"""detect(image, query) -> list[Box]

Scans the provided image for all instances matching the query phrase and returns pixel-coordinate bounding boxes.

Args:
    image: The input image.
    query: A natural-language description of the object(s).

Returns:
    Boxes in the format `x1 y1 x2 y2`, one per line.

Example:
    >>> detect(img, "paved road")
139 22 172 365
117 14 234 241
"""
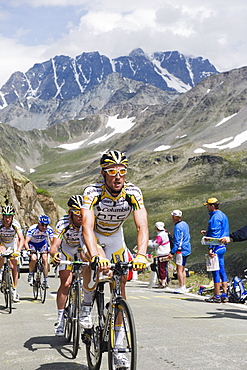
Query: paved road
1 271 247 370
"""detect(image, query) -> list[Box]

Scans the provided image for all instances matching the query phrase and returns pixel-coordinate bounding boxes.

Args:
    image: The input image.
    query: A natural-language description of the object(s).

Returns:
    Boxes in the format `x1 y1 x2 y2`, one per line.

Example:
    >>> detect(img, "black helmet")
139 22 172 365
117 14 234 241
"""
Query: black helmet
100 150 128 168
67 195 83 210
2 206 15 215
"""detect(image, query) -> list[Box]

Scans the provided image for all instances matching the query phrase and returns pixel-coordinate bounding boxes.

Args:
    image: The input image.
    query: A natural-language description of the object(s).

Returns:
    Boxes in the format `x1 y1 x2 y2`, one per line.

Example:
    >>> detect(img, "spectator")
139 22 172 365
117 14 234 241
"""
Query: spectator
201 197 229 303
168 210 191 294
148 221 172 288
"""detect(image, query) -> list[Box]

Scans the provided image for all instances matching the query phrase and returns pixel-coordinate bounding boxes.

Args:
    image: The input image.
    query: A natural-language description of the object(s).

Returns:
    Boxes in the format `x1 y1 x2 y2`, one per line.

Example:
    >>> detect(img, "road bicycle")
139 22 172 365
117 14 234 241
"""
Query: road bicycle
31 251 48 303
0 249 14 313
61 259 89 358
82 261 137 370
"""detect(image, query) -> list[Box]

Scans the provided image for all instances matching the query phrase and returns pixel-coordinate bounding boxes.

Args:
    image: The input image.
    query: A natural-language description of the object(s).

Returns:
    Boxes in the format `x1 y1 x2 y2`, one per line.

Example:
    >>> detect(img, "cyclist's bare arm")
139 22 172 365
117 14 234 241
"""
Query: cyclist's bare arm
133 208 149 256
50 237 62 261
81 208 101 258
24 235 32 251
17 231 25 251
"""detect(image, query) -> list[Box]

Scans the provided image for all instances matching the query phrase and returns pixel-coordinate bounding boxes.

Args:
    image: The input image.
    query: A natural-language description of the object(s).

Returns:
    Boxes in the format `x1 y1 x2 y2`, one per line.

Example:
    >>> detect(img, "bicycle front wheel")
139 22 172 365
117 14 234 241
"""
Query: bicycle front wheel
32 270 39 300
108 298 137 370
3 270 12 314
39 268 47 304
72 283 81 358
85 292 103 370
64 289 73 342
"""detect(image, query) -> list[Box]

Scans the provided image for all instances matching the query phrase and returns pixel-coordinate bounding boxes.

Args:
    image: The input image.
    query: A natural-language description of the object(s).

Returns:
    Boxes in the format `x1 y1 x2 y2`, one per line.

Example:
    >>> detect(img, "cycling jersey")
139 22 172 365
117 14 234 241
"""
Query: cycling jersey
26 223 54 251
0 219 22 250
53 214 83 270
82 181 144 236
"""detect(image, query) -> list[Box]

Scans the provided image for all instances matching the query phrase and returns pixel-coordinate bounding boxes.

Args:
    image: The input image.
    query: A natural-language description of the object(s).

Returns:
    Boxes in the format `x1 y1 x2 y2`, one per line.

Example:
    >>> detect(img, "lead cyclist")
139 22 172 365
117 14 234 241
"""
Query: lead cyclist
79 150 149 368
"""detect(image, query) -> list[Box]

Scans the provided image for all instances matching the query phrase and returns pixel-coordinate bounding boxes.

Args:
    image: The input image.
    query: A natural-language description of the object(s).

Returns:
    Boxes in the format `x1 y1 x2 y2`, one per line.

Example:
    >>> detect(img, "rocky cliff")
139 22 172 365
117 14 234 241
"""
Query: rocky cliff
0 155 62 229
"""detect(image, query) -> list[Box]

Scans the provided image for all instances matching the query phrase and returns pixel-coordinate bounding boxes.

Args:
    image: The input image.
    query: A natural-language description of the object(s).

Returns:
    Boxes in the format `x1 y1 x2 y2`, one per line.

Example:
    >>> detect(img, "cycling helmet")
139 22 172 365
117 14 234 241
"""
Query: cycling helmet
67 195 83 210
38 214 50 224
100 150 128 168
1 206 15 215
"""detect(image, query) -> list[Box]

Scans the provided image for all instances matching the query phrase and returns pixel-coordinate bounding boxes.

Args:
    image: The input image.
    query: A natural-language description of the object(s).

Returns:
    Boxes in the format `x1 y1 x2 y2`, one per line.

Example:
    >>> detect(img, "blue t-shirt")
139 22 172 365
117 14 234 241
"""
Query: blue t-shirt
171 220 191 256
207 210 229 249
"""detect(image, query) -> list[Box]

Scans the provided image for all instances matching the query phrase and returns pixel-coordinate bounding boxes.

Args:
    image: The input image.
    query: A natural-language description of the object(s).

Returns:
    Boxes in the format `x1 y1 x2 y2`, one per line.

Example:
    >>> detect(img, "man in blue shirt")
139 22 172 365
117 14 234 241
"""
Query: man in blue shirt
168 209 191 293
201 197 229 303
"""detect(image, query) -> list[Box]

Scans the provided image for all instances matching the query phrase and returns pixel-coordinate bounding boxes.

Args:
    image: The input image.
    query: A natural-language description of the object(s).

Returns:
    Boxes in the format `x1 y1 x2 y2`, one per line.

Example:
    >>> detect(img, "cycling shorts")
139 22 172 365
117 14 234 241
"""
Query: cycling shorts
59 244 82 272
28 241 49 252
95 229 128 272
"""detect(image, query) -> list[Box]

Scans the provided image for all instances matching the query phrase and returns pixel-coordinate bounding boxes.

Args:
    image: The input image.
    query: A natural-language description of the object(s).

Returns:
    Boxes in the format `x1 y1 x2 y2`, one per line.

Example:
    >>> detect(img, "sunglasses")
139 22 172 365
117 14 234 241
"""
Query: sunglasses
40 223 49 227
71 210 81 215
104 168 127 176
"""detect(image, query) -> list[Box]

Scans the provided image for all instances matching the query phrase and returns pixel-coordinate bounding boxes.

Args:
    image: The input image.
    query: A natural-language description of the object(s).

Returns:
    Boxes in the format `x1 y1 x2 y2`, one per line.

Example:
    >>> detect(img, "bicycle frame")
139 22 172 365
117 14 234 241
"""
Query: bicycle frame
31 251 48 303
84 261 137 370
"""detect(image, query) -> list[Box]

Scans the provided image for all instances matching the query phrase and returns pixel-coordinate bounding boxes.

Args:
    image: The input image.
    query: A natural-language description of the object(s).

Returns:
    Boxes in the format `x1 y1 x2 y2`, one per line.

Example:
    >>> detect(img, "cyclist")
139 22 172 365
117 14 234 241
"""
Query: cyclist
25 215 54 288
79 150 149 367
50 195 87 337
0 205 24 302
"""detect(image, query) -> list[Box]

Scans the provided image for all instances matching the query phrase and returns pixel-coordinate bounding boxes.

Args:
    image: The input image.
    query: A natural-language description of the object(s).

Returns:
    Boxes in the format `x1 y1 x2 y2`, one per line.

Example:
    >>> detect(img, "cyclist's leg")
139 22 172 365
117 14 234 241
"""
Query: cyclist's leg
40 244 49 288
54 248 74 335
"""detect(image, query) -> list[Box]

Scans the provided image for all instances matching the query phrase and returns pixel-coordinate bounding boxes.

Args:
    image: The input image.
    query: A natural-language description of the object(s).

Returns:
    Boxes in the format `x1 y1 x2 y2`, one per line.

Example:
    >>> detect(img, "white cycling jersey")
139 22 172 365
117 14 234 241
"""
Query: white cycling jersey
82 180 144 236
53 214 83 270
0 219 22 250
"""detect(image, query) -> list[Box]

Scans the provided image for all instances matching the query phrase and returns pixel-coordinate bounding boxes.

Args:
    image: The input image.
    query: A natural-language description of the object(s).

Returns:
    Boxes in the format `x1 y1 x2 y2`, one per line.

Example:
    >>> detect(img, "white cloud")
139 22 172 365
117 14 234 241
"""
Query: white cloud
1 1 247 87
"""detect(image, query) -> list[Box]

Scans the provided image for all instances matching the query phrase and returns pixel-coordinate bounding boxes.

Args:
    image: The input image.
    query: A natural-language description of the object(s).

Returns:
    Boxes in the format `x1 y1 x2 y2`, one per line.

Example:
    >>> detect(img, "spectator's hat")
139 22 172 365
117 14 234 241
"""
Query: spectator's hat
155 221 165 230
204 197 218 205
171 209 182 217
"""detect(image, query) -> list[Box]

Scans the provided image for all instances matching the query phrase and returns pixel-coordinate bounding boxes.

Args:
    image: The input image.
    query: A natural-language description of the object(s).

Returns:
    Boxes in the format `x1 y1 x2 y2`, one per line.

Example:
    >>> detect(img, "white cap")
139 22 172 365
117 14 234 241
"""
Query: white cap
171 209 182 217
155 221 165 230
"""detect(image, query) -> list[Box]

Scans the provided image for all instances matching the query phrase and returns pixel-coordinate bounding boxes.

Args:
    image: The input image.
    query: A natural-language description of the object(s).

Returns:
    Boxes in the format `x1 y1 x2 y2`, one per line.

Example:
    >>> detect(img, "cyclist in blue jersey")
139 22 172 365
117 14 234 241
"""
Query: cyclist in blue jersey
168 209 191 294
25 215 54 288
201 197 230 303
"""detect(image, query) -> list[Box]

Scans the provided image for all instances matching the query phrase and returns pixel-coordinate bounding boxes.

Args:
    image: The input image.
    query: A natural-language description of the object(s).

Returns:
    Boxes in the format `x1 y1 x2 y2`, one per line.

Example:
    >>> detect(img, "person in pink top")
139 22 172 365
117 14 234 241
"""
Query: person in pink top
148 222 172 288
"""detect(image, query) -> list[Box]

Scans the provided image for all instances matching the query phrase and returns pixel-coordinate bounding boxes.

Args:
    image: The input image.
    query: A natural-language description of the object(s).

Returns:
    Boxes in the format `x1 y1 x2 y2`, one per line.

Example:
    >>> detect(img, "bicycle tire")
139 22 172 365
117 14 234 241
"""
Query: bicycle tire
64 288 73 342
39 267 47 304
72 283 81 358
3 269 12 314
85 292 103 370
108 298 137 370
32 269 39 300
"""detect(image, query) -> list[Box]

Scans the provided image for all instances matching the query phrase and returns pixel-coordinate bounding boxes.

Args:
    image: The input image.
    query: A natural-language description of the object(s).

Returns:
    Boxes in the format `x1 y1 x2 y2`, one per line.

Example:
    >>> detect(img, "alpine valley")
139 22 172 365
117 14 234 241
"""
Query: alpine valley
1 48 247 274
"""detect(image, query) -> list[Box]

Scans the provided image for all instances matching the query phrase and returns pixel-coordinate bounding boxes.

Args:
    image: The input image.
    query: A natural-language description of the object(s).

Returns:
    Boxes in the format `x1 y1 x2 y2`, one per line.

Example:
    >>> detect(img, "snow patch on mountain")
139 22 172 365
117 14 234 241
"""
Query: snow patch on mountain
215 113 237 127
89 115 136 145
154 145 171 152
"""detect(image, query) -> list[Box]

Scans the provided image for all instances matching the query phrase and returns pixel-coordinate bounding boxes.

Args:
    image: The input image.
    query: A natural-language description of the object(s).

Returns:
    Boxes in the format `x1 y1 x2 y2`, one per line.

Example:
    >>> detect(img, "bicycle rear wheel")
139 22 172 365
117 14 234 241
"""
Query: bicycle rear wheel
39 268 47 303
85 292 103 370
32 269 39 300
3 270 12 314
108 298 137 370
72 283 81 358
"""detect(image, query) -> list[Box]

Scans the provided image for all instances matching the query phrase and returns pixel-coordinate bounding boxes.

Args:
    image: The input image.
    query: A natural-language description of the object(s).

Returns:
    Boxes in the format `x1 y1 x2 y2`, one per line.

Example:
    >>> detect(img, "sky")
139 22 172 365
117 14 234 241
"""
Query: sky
1 0 247 87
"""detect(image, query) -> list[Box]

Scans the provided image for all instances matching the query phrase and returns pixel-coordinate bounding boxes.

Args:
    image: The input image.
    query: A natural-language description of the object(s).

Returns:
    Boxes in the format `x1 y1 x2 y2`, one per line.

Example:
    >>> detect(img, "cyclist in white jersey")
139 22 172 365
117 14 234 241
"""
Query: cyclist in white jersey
25 215 54 287
79 150 148 360
50 196 87 336
0 205 24 302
